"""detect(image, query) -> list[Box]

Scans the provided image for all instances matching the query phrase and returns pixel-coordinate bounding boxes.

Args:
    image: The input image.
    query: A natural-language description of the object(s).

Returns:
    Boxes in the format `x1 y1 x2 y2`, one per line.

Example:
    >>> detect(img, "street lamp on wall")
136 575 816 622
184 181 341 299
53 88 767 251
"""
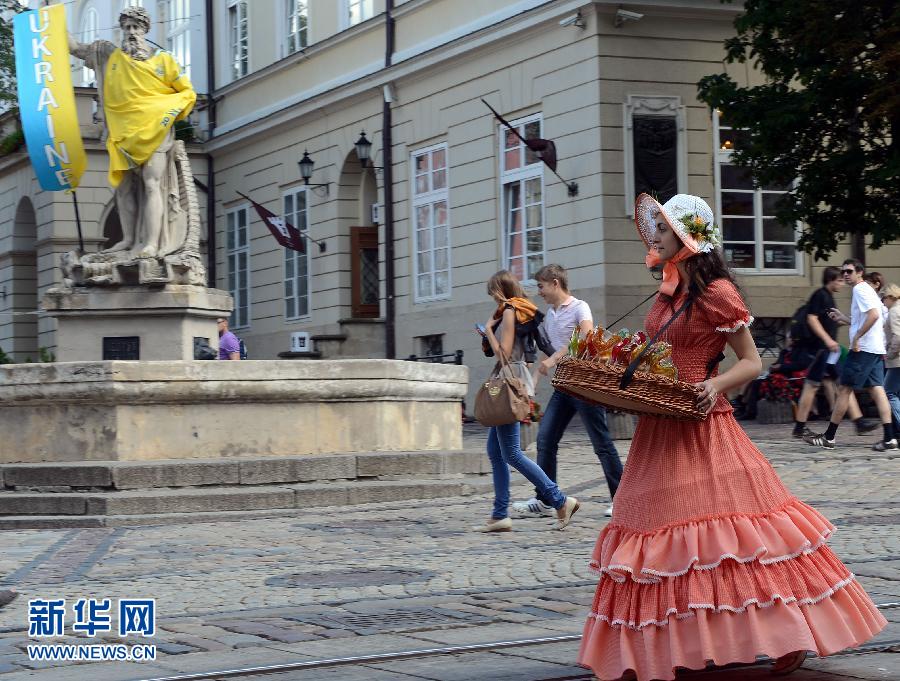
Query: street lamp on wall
297 150 330 196
354 131 383 170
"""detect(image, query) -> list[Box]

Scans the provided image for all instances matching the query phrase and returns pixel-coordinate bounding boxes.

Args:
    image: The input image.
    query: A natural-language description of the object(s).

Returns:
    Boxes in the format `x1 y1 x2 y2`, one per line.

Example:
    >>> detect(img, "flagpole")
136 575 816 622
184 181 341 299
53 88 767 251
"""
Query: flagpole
236 191 327 253
71 191 85 255
481 99 578 197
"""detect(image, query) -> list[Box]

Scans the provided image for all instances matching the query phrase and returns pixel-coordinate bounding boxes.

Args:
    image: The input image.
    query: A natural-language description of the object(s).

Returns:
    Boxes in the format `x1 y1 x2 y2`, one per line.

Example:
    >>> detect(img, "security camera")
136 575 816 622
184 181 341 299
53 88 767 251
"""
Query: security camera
559 11 586 28
614 8 644 27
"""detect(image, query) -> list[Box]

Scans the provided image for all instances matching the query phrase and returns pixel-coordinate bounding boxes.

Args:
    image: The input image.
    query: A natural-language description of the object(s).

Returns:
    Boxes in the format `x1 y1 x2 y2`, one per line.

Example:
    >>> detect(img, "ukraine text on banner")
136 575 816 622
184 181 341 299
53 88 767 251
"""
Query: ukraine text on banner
237 192 305 253
14 5 87 191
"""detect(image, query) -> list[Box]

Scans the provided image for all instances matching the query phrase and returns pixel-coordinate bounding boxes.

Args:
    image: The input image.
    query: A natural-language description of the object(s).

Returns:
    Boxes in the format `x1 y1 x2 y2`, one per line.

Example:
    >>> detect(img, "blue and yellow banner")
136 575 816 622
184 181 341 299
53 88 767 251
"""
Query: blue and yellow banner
14 4 87 191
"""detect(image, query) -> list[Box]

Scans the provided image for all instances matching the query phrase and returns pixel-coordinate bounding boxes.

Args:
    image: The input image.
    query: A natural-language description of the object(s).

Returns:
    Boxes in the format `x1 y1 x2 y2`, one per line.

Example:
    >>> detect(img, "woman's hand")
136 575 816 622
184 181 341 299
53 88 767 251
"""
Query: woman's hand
694 379 719 414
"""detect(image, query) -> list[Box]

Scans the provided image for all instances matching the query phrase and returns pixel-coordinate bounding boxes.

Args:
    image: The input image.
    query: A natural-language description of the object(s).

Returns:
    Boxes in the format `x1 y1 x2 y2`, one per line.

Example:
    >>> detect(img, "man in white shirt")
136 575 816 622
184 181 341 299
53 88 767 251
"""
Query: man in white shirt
805 259 897 451
512 264 623 518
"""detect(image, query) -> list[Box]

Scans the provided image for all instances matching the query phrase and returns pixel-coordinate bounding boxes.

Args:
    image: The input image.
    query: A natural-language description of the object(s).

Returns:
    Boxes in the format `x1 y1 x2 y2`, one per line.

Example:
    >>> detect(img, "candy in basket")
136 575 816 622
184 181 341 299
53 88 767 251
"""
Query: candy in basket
553 326 706 420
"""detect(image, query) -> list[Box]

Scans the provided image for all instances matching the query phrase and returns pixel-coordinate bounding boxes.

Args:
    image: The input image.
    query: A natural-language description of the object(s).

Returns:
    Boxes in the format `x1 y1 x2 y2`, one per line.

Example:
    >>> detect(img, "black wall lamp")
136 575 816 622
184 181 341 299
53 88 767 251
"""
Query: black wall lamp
298 150 331 196
354 131 383 170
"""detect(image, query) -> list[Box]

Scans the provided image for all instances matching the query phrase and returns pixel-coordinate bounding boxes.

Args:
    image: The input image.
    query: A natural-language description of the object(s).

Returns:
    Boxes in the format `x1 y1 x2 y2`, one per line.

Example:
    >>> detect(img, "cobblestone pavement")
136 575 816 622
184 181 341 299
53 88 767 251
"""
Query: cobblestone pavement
0 421 896 680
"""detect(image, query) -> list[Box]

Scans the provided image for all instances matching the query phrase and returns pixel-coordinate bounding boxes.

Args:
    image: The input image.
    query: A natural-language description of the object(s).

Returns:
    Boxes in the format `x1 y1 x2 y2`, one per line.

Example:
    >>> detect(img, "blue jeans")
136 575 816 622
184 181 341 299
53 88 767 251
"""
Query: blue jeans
486 422 566 520
885 367 900 428
534 389 623 505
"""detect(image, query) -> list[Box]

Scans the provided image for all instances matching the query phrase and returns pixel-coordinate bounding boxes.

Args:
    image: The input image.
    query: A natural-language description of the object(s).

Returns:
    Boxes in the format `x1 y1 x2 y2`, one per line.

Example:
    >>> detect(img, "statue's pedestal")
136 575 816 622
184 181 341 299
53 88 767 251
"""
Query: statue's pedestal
43 285 233 361
0 360 467 462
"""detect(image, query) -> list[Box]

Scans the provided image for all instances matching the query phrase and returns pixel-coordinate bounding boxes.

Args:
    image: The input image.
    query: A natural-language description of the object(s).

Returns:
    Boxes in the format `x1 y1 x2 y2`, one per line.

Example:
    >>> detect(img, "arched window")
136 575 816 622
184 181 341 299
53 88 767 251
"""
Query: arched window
80 6 99 85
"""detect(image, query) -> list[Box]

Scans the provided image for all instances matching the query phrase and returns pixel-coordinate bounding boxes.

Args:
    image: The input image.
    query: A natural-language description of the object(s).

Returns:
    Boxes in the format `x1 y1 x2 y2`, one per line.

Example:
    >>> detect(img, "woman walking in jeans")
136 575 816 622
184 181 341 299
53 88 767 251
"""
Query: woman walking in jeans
474 270 579 533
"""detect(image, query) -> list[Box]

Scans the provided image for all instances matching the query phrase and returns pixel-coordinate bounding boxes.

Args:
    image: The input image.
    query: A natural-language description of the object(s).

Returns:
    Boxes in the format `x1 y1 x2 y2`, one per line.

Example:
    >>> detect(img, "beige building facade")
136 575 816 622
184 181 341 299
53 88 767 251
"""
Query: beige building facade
1 0 897 409
205 0 899 407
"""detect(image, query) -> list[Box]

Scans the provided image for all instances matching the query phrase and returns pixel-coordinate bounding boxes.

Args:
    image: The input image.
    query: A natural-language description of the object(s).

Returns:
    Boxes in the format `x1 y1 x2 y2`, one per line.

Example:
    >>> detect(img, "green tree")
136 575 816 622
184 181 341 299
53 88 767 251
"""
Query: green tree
697 0 900 260
0 0 26 112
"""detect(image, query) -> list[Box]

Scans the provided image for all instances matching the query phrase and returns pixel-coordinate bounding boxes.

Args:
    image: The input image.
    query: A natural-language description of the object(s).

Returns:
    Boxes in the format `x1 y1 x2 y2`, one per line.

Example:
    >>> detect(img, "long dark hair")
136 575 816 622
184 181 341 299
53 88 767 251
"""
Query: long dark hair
659 245 744 315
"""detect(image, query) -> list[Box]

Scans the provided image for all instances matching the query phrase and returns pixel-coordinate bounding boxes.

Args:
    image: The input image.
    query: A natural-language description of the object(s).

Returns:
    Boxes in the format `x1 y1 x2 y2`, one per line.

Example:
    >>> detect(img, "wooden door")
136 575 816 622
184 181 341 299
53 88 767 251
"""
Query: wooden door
350 226 380 318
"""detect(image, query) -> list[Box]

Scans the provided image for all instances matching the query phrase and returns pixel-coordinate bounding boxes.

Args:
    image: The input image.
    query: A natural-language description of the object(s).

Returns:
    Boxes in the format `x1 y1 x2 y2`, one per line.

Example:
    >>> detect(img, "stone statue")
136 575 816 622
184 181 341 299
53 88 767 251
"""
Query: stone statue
62 6 205 287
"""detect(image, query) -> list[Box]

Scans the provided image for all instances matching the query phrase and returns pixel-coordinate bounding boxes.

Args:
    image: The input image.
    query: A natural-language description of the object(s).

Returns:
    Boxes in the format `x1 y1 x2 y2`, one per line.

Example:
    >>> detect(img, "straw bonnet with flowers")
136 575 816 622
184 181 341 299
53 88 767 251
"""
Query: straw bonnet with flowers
635 193 722 295
575 193 887 680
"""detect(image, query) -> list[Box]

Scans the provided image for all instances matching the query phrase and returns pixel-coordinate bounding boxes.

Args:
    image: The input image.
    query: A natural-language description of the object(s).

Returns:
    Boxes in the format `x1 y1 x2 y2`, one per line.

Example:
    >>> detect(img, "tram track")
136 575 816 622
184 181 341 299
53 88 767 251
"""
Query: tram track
142 601 900 681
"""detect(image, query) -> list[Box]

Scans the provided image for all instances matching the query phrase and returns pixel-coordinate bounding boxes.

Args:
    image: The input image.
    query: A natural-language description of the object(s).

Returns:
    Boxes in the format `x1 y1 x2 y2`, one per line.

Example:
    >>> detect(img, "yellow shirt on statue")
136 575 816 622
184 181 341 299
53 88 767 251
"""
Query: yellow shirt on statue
102 49 196 187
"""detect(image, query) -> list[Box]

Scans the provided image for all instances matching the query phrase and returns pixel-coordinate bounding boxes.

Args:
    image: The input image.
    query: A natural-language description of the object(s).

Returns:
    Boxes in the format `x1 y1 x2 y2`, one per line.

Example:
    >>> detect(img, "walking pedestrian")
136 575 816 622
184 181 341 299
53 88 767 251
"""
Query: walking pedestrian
578 194 886 681
804 260 897 451
864 271 885 294
792 267 878 439
474 270 579 533
881 283 900 430
511 264 623 519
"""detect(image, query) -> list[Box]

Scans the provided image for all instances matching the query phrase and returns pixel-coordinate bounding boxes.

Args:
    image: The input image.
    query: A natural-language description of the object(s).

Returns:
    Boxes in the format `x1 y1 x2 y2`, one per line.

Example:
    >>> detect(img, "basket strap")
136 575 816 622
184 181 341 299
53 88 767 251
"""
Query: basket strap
606 291 658 330
619 298 693 390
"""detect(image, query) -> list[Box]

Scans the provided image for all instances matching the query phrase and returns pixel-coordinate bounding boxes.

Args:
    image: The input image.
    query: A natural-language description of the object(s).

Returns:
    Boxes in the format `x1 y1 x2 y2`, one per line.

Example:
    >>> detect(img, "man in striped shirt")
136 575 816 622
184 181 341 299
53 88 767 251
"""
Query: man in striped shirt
512 264 623 518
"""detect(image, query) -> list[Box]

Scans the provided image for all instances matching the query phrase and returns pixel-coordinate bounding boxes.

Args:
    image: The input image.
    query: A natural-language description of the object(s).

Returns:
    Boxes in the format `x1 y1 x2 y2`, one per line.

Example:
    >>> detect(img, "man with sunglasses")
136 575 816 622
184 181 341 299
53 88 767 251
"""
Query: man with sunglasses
805 259 897 450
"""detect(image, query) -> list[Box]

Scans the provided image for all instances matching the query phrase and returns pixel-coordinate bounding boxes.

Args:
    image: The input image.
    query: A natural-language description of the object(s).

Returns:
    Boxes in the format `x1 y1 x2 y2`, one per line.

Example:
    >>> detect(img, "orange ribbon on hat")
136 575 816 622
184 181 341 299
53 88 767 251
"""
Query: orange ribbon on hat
646 245 694 296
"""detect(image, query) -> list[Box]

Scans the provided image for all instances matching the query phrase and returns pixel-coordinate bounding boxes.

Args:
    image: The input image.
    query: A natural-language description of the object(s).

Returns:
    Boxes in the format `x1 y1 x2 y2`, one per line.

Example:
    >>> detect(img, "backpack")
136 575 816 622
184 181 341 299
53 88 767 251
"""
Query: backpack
789 303 813 344
482 307 551 362
514 308 550 363
238 338 249 360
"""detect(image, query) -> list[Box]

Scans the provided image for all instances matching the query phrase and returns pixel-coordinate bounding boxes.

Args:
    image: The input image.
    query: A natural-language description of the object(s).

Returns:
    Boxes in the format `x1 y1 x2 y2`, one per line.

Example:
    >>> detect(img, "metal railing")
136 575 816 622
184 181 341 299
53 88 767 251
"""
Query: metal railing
406 350 464 365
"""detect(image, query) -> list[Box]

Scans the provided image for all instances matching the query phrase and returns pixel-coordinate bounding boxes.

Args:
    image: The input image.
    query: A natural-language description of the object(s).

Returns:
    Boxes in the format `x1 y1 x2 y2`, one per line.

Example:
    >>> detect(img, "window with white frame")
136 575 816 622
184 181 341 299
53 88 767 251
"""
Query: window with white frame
411 144 450 301
344 0 373 28
714 112 798 273
166 0 191 79
226 206 250 328
285 0 308 55
80 7 99 85
283 187 310 319
228 0 248 81
500 114 544 282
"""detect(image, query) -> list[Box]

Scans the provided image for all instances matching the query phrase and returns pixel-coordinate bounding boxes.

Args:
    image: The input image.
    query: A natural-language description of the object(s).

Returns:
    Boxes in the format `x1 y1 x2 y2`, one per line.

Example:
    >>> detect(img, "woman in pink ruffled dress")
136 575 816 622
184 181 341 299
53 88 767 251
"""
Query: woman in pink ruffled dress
578 194 886 681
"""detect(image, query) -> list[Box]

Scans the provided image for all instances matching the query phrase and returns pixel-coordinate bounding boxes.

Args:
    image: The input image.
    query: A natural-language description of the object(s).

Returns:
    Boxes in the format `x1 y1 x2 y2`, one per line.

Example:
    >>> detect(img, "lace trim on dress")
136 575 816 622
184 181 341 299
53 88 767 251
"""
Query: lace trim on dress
586 575 857 630
715 315 755 333
589 530 832 583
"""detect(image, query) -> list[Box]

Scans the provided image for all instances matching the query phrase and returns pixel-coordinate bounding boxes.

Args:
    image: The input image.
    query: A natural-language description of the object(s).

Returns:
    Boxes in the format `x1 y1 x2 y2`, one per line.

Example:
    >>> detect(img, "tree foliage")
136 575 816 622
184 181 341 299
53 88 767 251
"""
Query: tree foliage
698 0 900 259
0 0 26 112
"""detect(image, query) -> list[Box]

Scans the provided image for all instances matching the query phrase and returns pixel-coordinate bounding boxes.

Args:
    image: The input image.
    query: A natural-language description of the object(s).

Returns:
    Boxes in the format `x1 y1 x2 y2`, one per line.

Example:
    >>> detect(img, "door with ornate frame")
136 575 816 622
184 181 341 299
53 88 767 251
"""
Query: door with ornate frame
350 226 379 318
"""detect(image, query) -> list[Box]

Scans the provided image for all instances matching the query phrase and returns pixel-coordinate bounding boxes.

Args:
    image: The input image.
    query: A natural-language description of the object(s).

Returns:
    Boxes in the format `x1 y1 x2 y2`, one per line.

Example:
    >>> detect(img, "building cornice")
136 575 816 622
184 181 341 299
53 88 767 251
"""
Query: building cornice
593 0 742 18
0 152 30 174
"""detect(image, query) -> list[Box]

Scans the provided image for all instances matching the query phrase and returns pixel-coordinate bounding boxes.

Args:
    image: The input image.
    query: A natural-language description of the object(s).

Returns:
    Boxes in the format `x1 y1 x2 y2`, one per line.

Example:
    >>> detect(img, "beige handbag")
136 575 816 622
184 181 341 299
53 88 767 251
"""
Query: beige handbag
474 348 530 427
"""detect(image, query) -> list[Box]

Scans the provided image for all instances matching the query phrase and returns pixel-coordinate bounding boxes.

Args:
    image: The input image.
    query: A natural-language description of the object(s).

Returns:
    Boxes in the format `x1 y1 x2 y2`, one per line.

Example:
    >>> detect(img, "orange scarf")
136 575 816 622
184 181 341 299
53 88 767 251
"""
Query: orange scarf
493 296 538 324
646 246 693 296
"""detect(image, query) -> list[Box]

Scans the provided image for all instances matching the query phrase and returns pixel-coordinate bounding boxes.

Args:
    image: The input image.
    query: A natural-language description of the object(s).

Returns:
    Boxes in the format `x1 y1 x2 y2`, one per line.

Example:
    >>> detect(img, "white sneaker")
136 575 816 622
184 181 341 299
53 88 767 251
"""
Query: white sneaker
605 504 614 517
511 497 554 517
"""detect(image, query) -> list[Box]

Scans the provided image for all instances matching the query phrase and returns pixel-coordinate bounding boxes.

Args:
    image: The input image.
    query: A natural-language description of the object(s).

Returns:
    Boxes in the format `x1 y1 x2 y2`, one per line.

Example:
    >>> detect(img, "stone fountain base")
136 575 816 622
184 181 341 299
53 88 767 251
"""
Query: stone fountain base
0 360 467 462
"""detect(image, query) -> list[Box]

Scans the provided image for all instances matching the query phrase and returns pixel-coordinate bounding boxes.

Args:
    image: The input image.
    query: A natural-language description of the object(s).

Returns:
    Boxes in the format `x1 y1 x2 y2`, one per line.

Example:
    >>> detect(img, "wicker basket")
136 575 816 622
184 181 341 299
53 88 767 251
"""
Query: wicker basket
552 356 707 421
